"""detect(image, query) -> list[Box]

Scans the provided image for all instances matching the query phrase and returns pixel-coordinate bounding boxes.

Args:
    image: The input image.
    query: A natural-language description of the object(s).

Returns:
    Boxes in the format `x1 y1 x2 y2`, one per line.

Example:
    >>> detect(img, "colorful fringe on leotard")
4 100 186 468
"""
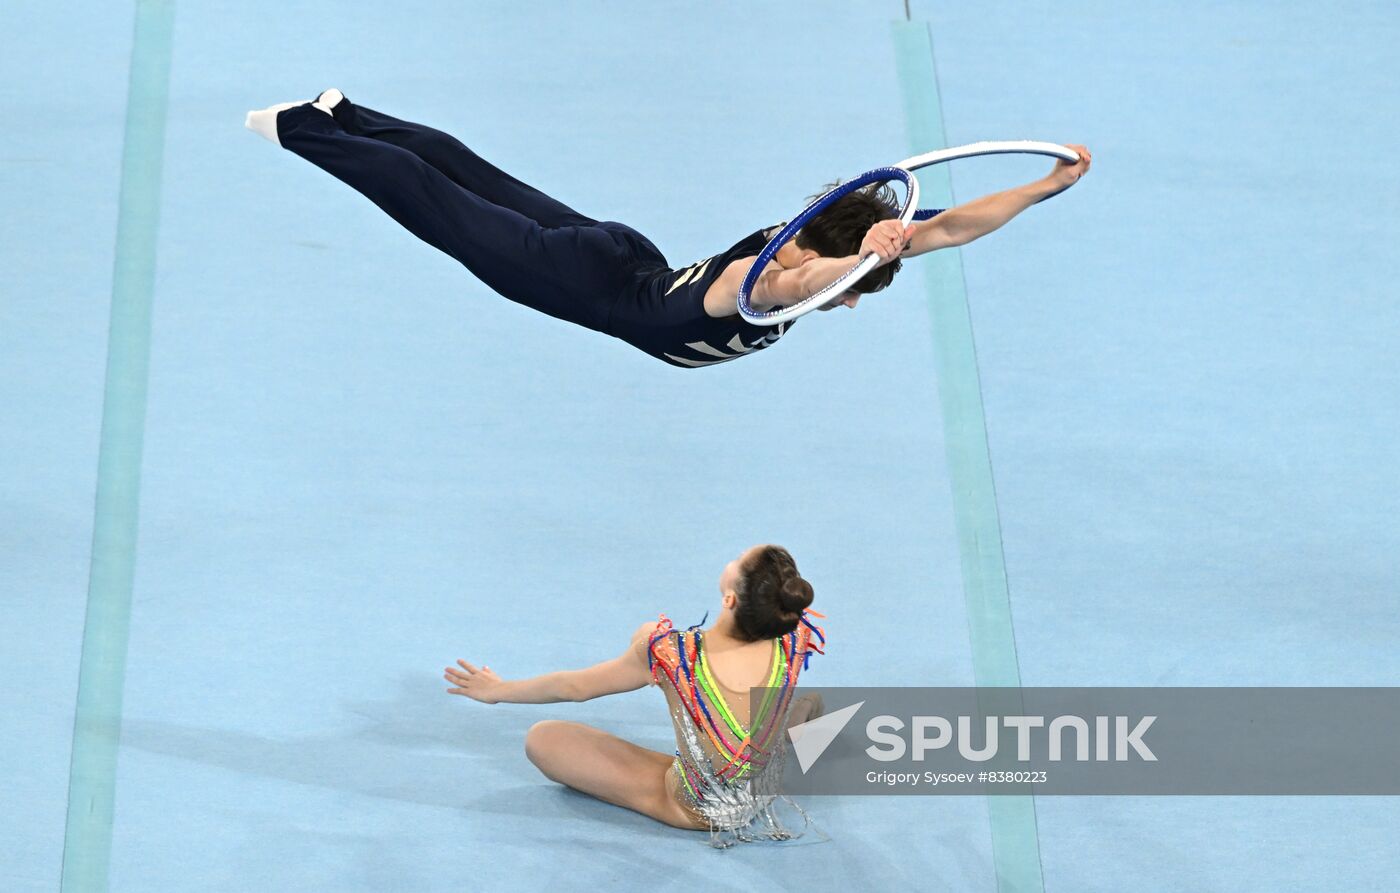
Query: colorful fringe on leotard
647 610 825 846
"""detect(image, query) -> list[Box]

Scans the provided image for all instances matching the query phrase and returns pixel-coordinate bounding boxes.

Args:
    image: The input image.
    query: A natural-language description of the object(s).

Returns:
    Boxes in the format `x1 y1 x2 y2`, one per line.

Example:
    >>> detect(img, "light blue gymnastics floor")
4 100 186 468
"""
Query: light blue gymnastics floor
3 1 1398 891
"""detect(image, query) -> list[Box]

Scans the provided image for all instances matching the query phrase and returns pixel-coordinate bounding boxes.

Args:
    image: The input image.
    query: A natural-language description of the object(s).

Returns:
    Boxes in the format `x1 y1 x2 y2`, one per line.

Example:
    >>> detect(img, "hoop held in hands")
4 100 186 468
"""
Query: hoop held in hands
736 141 1080 326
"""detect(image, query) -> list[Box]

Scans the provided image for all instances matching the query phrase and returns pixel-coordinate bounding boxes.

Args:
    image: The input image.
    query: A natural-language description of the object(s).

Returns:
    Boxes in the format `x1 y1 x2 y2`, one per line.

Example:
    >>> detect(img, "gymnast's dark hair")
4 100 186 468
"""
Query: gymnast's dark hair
733 545 815 641
794 181 902 294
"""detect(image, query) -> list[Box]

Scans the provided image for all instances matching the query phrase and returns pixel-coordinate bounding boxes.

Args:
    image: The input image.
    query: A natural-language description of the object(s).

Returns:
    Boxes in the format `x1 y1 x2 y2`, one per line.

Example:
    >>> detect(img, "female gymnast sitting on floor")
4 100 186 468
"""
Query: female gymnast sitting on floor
247 90 1090 367
442 544 825 846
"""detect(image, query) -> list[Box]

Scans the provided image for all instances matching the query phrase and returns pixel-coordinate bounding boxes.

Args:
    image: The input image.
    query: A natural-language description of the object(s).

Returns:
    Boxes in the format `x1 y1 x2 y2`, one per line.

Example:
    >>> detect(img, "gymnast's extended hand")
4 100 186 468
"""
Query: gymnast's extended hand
903 142 1093 257
444 624 655 705
444 660 507 704
1047 143 1093 192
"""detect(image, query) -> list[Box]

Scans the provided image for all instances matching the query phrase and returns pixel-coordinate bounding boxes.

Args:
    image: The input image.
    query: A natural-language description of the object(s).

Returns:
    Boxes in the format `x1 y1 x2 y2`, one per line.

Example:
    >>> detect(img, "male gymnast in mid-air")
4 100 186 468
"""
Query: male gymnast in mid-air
247 90 1090 368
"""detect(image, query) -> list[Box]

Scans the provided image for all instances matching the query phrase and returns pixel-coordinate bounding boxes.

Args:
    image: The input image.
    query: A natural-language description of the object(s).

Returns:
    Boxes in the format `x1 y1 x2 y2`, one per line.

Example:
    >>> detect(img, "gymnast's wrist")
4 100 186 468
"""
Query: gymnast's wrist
1028 176 1071 204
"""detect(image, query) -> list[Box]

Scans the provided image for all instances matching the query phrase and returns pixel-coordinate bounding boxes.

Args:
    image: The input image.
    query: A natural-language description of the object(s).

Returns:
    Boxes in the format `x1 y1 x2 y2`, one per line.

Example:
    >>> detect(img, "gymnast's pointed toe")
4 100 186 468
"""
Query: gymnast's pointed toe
314 88 346 112
243 100 307 146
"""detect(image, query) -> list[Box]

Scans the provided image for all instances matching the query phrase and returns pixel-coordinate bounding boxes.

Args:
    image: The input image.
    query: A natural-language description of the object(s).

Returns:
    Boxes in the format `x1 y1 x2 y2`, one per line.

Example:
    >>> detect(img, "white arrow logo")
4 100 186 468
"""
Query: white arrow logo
787 701 865 773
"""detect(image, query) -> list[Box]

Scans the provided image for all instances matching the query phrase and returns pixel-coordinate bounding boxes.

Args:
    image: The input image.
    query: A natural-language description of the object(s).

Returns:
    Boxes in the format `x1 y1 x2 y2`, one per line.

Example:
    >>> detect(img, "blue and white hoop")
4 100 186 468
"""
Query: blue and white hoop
736 140 1081 326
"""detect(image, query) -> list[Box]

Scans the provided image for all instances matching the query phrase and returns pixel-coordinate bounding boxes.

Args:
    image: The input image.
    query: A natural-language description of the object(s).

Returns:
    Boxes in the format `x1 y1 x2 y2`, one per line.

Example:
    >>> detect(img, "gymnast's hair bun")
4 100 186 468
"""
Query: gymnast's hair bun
733 545 814 641
778 572 815 614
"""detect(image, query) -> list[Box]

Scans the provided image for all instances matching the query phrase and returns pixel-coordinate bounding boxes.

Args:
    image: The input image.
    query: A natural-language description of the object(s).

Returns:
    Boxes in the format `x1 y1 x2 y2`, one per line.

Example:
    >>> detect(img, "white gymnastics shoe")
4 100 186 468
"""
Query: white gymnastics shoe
244 96 335 146
313 88 345 113
244 100 305 145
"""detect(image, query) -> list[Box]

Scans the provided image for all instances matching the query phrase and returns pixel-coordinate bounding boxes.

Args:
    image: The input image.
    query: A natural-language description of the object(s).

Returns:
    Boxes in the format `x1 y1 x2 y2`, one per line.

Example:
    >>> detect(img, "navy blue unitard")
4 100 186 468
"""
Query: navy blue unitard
276 100 793 368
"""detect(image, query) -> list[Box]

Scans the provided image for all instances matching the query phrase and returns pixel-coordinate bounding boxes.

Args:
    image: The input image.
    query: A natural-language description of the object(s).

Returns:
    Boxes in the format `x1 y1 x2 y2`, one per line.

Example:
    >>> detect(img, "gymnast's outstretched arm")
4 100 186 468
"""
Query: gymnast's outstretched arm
443 624 655 704
904 143 1093 256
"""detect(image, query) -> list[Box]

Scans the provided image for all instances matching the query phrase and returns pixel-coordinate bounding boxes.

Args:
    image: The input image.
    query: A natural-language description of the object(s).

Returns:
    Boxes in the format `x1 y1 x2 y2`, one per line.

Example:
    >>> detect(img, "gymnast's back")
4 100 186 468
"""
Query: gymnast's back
607 225 796 368
645 607 824 847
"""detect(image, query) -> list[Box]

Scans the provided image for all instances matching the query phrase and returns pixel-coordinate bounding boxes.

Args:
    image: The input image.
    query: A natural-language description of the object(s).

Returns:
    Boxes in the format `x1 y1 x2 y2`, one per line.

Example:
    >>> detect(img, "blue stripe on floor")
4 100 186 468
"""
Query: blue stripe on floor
61 2 176 890
891 19 1045 893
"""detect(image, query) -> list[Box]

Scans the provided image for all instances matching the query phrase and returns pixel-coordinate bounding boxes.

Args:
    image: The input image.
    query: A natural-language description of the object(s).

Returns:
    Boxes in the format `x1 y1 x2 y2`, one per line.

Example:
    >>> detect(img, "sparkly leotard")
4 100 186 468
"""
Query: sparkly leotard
647 612 825 847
